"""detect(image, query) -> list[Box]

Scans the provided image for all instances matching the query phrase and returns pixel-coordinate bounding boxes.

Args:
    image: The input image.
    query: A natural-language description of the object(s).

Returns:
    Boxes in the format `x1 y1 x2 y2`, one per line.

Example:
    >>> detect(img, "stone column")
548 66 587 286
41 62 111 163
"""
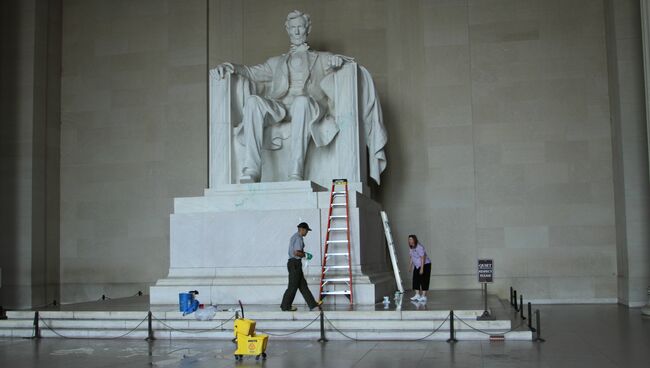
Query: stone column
641 0 650 315
0 0 61 309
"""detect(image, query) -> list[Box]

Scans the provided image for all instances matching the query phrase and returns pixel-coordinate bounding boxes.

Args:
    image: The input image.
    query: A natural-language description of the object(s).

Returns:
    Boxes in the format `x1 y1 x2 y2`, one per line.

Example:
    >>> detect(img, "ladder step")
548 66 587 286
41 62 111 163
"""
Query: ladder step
325 265 350 269
328 228 348 232
322 278 350 283
321 290 351 295
326 240 349 244
329 215 347 219
331 203 346 207
332 191 346 196
326 252 349 256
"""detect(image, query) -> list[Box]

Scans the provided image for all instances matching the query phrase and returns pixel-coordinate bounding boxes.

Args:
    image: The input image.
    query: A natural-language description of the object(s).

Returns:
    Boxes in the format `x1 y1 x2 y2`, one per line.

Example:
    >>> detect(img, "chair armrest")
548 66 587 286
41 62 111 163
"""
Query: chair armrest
210 71 254 127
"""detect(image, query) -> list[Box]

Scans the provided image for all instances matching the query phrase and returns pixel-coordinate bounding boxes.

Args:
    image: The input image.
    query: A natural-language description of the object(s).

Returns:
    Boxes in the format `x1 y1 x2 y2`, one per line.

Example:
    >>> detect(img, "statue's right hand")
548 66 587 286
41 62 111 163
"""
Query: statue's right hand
213 62 235 79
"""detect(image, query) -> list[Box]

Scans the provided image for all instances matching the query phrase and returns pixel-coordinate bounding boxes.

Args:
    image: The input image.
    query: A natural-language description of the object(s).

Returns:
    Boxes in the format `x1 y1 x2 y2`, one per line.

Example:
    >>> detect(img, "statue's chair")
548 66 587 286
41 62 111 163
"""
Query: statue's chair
208 62 369 189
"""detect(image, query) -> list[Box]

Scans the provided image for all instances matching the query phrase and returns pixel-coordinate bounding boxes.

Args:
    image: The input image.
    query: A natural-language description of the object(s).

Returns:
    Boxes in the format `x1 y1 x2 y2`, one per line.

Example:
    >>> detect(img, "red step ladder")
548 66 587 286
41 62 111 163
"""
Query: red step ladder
319 179 353 304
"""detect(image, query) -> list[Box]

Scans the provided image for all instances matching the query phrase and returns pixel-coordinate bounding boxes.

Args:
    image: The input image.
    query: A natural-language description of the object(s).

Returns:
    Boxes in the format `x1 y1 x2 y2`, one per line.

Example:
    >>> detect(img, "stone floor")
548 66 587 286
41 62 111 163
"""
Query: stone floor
17 289 509 315
1 303 649 367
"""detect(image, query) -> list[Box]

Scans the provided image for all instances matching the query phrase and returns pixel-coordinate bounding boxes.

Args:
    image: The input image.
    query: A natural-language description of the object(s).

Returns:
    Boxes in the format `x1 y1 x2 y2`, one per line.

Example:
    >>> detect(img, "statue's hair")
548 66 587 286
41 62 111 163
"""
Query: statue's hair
285 10 311 34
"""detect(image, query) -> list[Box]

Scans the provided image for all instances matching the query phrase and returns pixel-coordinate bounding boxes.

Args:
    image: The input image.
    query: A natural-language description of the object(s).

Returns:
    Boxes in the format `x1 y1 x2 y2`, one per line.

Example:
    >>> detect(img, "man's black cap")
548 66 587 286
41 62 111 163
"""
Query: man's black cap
297 222 312 231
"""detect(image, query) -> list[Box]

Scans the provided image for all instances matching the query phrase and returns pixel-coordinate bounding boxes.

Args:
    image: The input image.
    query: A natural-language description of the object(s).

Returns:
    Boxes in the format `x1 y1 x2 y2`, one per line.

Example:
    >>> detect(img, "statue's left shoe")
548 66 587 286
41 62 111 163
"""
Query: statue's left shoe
288 173 303 181
240 169 260 183
239 174 257 183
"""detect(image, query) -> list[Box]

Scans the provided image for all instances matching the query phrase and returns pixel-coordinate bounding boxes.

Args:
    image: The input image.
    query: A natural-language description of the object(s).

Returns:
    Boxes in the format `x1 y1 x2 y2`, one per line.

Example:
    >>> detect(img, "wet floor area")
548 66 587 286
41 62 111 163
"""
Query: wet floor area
1 304 649 367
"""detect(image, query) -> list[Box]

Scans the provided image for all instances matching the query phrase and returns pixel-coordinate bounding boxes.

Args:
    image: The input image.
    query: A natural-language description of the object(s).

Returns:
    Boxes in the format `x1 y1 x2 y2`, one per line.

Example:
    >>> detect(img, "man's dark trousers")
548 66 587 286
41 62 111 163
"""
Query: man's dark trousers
281 258 318 310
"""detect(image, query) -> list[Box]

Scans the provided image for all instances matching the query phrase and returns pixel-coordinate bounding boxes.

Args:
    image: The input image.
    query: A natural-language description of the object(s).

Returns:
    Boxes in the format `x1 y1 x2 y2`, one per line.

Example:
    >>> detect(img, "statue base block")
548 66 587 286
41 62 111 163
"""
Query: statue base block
150 181 395 305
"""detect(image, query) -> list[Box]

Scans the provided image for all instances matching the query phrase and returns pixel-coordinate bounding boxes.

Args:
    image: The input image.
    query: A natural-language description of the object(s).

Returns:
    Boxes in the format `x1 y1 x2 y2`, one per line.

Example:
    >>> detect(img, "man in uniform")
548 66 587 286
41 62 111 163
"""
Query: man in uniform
280 222 323 311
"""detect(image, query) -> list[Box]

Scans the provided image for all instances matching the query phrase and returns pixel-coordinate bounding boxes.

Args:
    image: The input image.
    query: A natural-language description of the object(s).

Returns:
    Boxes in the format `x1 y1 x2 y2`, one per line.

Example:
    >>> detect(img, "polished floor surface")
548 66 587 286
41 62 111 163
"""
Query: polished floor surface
1 304 649 367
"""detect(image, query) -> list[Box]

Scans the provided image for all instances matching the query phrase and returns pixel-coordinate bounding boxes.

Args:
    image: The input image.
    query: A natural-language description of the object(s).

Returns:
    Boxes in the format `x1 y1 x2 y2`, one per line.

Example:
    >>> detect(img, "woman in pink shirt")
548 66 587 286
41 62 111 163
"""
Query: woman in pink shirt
408 235 431 302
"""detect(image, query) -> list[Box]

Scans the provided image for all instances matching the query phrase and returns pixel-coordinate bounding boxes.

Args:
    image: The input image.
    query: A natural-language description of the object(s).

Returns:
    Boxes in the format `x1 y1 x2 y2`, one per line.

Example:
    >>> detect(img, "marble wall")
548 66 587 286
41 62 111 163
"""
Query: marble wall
379 0 617 302
59 0 207 302
55 0 647 304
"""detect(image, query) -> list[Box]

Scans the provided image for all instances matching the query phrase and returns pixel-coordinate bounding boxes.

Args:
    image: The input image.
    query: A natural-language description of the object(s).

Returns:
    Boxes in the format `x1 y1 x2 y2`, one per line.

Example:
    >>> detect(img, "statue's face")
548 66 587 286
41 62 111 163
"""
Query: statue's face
286 17 308 45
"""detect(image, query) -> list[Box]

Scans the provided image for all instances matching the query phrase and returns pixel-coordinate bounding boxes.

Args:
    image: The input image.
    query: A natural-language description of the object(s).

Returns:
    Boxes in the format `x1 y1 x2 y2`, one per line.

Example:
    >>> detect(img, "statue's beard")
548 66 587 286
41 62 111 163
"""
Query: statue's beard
289 35 307 45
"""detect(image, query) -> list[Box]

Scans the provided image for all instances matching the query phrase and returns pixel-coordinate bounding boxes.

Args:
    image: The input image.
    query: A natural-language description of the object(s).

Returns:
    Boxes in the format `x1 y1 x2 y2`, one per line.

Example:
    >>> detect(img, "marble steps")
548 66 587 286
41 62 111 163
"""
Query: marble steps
0 309 533 341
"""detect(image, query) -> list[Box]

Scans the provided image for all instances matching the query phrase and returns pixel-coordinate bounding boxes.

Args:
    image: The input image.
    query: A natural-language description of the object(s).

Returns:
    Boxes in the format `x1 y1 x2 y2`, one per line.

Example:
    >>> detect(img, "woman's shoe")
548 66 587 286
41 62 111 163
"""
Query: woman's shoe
410 294 420 301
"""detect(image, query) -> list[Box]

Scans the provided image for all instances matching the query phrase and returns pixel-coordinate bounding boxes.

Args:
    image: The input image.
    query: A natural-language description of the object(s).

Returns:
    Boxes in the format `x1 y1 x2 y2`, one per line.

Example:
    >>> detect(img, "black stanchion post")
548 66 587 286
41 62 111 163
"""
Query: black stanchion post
0 306 7 320
533 310 545 342
33 311 41 339
528 302 535 331
477 283 495 321
513 290 519 311
145 311 155 341
318 310 328 343
446 311 458 343
232 310 240 344
520 295 526 320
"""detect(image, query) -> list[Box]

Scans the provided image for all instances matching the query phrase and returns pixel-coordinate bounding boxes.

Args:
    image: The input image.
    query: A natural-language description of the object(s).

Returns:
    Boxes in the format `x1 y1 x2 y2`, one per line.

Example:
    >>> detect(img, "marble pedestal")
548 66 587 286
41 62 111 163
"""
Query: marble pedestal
150 181 395 305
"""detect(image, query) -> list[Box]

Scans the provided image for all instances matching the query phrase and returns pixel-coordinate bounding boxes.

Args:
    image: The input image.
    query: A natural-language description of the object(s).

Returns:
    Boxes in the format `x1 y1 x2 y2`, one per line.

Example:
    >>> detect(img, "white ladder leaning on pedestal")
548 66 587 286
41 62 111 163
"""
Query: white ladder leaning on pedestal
380 211 404 294
319 179 354 304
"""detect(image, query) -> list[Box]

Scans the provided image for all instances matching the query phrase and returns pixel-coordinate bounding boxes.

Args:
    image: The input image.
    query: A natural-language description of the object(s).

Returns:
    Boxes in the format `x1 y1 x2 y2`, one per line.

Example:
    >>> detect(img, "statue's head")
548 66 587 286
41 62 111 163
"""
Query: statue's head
285 10 311 46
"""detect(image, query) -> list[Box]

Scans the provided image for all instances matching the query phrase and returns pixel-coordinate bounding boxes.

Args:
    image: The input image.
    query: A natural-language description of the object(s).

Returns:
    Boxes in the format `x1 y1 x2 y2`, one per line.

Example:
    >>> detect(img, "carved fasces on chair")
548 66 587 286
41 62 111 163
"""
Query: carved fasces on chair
321 62 387 186
320 62 364 184
209 72 251 187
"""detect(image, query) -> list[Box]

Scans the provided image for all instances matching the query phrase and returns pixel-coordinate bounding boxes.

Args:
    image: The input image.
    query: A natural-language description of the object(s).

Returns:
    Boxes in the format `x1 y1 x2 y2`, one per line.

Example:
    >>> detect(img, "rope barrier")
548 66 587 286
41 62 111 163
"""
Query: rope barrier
36 313 236 339
38 315 149 340
323 312 451 342
27 296 543 342
151 314 236 334
255 313 322 336
453 313 527 336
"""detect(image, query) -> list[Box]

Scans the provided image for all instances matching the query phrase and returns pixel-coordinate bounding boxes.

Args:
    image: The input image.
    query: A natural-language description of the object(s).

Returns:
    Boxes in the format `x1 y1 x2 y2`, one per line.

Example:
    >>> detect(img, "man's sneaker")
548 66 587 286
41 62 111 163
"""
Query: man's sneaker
418 295 427 303
310 300 323 311
410 294 421 301
282 306 297 311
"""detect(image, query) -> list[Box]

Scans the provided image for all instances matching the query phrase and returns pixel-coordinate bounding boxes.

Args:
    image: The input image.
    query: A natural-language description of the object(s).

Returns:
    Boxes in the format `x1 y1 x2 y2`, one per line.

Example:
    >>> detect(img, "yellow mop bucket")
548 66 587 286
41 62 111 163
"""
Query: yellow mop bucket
234 333 268 357
233 302 268 361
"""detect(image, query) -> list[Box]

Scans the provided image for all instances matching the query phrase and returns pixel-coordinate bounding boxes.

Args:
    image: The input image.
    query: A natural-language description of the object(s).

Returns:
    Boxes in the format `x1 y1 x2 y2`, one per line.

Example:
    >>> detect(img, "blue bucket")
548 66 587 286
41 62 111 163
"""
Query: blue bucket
178 292 193 312
179 292 200 315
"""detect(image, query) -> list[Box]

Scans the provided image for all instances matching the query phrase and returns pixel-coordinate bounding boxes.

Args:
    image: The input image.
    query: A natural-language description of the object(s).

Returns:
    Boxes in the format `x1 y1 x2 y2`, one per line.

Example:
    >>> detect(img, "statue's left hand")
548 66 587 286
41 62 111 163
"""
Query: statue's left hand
212 62 235 79
328 55 344 70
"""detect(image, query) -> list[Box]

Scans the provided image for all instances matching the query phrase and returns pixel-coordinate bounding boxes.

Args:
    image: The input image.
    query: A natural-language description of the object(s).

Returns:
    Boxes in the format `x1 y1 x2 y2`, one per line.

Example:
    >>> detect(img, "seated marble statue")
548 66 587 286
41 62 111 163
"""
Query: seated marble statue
211 10 387 184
